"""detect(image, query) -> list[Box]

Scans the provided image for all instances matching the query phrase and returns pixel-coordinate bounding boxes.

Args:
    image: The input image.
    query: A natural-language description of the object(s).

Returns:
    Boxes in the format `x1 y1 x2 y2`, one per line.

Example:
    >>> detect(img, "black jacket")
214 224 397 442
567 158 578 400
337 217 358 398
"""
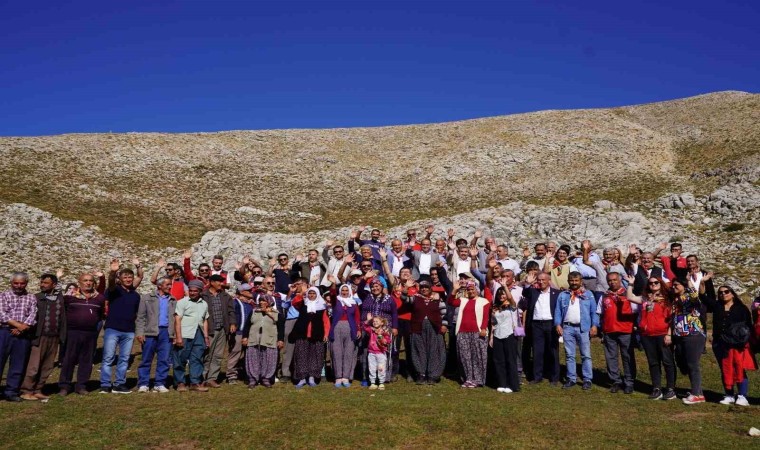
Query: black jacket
201 289 236 335
633 266 664 296
520 286 560 330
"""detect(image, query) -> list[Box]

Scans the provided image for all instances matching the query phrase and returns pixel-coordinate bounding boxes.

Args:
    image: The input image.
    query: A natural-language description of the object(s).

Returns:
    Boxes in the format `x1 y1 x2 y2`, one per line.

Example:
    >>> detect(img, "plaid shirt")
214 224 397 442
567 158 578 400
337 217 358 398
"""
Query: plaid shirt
0 289 38 326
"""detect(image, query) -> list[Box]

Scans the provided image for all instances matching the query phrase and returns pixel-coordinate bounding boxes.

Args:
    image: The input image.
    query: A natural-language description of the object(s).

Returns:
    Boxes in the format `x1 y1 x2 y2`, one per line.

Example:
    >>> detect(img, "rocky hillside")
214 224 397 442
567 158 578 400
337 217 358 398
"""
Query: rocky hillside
0 91 758 294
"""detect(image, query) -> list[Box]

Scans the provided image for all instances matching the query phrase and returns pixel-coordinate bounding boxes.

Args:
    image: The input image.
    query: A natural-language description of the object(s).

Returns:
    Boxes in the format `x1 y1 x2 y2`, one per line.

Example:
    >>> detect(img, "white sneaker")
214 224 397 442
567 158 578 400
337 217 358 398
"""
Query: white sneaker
496 387 507 393
719 395 736 405
682 394 705 405
137 385 150 393
502 388 513 394
735 395 749 406
274 377 280 384
152 385 170 393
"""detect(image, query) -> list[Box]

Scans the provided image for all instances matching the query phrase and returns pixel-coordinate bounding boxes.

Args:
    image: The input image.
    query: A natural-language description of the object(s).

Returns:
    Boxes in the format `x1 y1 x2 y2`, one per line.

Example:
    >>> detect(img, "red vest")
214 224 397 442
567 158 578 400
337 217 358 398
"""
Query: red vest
600 290 635 334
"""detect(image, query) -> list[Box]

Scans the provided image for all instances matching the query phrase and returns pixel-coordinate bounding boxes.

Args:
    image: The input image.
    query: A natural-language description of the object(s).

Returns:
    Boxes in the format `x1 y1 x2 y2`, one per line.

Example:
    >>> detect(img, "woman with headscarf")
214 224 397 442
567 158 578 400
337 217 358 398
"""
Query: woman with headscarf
242 294 279 388
329 284 361 388
448 280 490 388
290 287 330 388
402 280 448 384
699 277 756 406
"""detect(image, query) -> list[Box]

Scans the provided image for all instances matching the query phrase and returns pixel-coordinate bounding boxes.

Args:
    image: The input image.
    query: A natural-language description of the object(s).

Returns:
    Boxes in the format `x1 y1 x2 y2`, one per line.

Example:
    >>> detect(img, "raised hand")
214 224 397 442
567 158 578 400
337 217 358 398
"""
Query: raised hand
488 259 497 268
344 253 355 263
453 281 461 292
295 253 304 262
405 279 415 288
94 270 104 278
56 268 64 279
183 249 192 259
489 242 497 253
582 240 591 251
379 233 387 245
524 271 537 285
379 248 387 259
110 259 121 272
425 224 434 235
234 261 242 271
132 257 141 267
523 246 531 258
628 243 637 255
469 246 479 258
327 274 337 284
156 257 166 268
435 260 444 267
268 258 277 269
242 255 251 265
474 229 483 239
349 230 358 240
447 228 455 239
656 242 668 251
325 239 335 248
358 225 367 233
703 271 714 281
624 274 635 284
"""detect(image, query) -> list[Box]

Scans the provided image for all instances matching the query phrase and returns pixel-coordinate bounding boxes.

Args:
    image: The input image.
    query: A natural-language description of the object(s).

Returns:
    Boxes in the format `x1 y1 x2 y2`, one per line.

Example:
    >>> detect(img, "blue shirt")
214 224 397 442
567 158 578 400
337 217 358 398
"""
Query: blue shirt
572 253 600 279
282 295 300 320
158 293 170 327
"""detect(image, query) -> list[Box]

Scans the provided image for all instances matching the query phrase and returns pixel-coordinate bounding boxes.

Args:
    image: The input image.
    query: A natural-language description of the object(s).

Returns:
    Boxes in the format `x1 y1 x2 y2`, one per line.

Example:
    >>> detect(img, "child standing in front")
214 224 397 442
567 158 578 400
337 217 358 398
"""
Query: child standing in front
364 315 391 390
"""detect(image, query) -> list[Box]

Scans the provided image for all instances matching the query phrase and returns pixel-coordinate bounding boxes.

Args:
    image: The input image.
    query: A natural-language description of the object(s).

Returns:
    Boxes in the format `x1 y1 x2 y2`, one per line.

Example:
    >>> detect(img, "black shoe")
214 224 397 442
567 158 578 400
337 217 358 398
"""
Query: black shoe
280 376 291 383
529 379 542 385
610 384 620 394
112 385 131 394
99 387 111 394
582 381 592 390
415 377 427 385
648 388 663 400
549 381 560 387
6 395 22 402
623 386 634 394
662 388 676 400
562 381 576 389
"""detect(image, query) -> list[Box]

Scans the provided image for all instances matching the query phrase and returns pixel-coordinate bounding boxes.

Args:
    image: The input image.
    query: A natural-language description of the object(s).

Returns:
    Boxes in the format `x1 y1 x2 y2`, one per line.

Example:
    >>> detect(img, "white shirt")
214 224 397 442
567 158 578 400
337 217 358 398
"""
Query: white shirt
564 297 581 324
389 252 406 277
688 271 703 290
492 308 518 339
497 258 522 276
308 265 322 286
533 290 552 320
456 258 471 276
419 254 432 275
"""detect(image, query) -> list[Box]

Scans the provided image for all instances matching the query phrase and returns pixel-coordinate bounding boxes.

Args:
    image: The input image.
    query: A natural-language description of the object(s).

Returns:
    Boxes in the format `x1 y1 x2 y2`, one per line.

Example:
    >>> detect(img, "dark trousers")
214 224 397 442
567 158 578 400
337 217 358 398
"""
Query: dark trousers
0 328 32 397
676 334 705 395
493 335 520 391
640 334 676 390
58 330 98 391
395 319 414 379
531 320 559 382
603 332 635 388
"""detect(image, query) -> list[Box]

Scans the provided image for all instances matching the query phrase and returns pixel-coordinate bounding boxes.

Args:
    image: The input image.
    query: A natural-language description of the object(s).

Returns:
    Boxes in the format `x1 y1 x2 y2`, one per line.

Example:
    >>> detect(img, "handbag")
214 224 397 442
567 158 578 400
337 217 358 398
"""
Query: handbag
513 309 526 337
721 321 751 346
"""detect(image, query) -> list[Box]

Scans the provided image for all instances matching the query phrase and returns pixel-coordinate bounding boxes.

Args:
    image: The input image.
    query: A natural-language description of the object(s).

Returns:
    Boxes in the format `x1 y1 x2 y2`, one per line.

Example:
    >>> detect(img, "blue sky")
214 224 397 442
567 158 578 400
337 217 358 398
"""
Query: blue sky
1 0 758 135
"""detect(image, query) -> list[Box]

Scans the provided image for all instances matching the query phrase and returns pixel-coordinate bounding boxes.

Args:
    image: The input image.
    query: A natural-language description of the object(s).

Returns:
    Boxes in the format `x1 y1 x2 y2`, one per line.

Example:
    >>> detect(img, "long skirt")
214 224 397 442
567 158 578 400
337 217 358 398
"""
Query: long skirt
245 345 278 384
457 331 488 386
330 321 358 380
410 319 446 380
294 339 325 381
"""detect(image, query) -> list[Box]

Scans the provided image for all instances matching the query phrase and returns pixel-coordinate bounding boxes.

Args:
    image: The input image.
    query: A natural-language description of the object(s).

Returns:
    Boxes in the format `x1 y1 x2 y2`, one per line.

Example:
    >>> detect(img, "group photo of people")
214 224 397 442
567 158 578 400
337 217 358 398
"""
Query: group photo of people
1 226 758 407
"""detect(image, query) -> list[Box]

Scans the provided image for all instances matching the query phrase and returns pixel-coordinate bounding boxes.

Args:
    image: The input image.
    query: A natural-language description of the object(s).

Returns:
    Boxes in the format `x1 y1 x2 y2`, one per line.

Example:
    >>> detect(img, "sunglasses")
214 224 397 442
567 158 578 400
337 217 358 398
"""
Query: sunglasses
361 266 372 269
264 282 274 285
278 258 288 262
165 268 174 272
648 281 660 286
718 290 730 295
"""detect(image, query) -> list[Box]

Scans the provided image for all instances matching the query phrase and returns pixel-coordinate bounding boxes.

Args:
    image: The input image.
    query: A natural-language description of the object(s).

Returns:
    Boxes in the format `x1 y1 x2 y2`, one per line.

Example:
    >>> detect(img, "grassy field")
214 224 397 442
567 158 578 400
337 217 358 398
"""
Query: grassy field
1 337 759 449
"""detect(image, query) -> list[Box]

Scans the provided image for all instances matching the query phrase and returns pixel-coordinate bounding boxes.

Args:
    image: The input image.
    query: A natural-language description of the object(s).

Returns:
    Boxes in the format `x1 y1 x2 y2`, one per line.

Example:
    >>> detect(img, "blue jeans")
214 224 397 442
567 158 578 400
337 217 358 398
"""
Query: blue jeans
0 328 32 396
100 328 135 388
563 324 592 383
172 328 206 385
137 327 171 387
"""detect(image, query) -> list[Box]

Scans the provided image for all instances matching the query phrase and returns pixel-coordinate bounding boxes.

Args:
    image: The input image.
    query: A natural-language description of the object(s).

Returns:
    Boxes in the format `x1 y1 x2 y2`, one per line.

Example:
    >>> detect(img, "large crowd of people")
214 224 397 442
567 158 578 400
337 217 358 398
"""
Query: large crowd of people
1 226 758 406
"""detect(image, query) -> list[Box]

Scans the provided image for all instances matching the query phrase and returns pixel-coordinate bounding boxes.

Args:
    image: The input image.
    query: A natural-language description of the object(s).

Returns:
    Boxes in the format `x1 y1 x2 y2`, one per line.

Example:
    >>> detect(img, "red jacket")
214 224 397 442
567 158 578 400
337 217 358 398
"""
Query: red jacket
599 289 635 334
639 299 671 337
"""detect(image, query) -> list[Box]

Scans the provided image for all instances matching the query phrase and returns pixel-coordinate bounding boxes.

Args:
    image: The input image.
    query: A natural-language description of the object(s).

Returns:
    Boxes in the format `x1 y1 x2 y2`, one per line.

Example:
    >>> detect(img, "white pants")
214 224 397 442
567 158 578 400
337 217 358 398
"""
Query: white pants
368 352 387 384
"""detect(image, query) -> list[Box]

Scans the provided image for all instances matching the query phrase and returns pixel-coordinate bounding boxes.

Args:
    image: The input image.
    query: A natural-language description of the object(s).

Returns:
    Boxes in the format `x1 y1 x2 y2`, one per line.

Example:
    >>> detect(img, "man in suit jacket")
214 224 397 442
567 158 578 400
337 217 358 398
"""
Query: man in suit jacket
406 238 441 280
521 272 561 385
291 249 327 287
632 252 665 296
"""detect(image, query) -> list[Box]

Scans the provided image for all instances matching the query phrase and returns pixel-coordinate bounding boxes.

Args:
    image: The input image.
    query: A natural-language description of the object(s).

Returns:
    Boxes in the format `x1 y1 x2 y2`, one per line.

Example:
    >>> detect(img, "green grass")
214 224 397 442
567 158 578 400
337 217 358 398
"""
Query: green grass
2 337 759 449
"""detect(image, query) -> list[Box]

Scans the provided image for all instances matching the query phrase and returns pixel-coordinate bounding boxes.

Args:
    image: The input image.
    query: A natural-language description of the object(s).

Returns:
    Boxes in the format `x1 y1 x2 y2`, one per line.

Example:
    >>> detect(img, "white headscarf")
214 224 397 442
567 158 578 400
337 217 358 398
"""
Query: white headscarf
336 284 357 308
305 287 327 313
